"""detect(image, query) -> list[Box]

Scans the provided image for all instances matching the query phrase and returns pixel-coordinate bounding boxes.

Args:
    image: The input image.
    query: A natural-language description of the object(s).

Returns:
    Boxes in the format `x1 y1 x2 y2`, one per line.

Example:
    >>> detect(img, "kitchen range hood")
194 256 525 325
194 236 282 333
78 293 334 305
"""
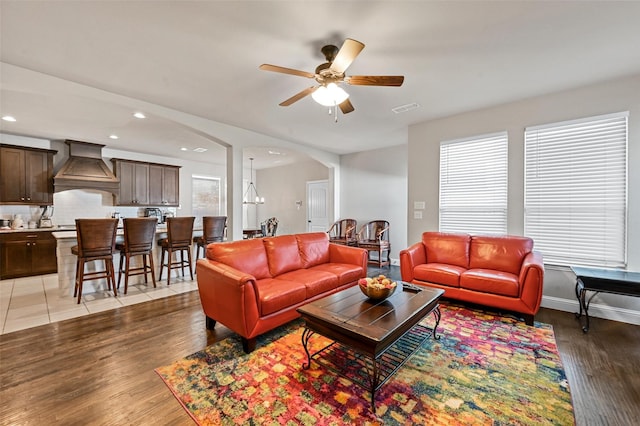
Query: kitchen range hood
54 140 120 195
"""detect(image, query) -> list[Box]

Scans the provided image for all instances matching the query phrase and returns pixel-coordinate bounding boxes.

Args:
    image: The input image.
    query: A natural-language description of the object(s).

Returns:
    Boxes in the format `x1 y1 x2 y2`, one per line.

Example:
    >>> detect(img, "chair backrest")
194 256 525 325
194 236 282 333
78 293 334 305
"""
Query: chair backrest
122 217 157 253
261 217 278 237
359 220 390 242
166 216 195 247
328 219 357 240
203 216 227 243
75 218 118 257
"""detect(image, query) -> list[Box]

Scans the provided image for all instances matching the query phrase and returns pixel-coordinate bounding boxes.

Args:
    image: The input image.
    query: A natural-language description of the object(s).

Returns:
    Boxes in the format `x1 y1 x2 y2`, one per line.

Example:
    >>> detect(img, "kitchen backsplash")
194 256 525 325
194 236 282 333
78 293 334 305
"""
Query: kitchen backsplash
0 189 176 226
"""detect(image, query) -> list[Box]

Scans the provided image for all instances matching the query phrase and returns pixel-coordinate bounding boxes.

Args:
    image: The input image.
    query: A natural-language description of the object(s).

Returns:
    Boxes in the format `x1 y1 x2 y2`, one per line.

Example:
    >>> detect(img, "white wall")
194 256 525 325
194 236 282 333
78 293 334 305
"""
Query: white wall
256 159 329 235
407 74 640 322
340 145 408 263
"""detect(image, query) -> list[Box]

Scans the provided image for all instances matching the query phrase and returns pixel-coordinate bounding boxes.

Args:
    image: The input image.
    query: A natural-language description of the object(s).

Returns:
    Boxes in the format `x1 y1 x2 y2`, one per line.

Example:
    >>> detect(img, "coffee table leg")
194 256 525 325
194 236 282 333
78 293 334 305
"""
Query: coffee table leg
370 359 378 412
432 306 441 340
301 328 314 369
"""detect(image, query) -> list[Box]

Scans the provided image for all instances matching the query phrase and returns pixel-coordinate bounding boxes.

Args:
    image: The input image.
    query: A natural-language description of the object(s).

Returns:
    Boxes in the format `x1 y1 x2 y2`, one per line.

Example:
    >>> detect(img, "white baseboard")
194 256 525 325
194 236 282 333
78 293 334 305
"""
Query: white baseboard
541 295 640 326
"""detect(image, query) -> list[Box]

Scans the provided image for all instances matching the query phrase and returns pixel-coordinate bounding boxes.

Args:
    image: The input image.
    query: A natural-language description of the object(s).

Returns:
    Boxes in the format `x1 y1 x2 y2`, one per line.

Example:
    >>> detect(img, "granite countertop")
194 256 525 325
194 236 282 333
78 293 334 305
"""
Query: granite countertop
0 226 65 233
1 224 172 234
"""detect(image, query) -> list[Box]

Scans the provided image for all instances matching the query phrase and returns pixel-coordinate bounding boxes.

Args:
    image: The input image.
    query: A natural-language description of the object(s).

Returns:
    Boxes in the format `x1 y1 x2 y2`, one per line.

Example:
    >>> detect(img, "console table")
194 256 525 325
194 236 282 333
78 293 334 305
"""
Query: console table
571 266 640 332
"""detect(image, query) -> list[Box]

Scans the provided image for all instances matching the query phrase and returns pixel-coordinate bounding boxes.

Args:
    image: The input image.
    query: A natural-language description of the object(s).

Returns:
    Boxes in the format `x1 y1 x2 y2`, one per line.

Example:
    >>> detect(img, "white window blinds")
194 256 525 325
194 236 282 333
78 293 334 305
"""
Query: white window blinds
439 132 508 235
524 112 628 267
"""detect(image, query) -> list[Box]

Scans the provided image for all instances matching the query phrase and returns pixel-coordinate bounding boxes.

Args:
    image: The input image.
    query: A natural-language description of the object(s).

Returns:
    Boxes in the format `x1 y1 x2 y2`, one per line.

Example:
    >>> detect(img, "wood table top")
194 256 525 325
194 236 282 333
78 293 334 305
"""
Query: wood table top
298 283 443 356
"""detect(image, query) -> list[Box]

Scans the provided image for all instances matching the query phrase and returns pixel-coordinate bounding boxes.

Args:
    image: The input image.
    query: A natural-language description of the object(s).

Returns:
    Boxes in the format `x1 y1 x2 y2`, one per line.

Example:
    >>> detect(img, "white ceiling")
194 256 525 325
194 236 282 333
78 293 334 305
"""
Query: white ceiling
1 1 640 169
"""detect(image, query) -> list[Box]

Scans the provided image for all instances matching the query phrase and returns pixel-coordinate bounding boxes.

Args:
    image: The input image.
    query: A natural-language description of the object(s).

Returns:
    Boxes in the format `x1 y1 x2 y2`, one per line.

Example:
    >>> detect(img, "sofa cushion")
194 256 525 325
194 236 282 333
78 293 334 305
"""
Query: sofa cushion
277 269 339 299
310 263 364 286
422 232 471 269
469 236 533 275
253 278 307 316
263 235 303 276
296 232 331 268
206 238 271 279
413 263 465 287
461 269 519 297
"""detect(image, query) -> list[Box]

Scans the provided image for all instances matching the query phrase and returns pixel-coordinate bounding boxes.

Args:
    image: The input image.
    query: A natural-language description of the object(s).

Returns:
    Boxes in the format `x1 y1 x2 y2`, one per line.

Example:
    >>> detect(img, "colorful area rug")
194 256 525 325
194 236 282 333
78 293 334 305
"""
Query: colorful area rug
155 303 574 425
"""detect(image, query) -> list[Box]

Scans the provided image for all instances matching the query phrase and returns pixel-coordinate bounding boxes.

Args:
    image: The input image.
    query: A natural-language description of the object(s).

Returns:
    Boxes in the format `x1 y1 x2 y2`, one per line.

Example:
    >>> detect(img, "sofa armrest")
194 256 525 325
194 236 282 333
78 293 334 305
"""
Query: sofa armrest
518 251 545 313
399 242 426 282
196 258 260 338
328 243 368 271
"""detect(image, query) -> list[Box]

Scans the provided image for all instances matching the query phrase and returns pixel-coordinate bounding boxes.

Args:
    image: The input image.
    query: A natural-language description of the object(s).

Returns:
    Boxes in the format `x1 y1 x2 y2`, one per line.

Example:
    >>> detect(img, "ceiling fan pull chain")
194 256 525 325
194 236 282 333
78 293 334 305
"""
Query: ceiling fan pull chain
334 101 338 123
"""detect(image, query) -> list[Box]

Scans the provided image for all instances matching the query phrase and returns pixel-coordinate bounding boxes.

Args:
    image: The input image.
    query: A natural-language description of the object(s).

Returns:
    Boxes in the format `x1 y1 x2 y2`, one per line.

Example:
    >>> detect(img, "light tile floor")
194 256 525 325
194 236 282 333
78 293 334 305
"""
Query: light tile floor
0 273 198 335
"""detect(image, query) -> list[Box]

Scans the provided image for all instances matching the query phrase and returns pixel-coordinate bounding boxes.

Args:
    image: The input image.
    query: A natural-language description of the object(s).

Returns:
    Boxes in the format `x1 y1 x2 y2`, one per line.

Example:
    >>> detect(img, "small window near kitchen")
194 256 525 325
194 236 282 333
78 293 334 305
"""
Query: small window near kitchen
524 112 628 268
439 132 508 235
192 175 221 227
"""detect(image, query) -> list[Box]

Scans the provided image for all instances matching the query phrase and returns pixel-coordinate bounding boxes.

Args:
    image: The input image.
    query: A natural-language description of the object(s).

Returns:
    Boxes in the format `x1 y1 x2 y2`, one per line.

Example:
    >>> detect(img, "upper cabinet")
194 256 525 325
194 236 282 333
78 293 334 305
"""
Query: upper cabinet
149 164 179 206
0 145 57 205
112 159 149 205
112 159 180 207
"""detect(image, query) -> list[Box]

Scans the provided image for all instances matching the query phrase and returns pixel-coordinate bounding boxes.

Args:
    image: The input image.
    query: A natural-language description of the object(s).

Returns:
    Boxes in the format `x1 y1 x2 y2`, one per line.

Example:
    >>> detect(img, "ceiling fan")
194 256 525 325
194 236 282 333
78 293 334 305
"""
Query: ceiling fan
259 38 404 115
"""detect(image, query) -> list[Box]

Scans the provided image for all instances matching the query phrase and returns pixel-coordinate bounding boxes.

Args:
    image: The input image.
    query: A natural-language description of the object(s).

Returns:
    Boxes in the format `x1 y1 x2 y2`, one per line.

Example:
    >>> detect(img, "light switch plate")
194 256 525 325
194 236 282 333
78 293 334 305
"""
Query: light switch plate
414 211 423 219
414 201 426 210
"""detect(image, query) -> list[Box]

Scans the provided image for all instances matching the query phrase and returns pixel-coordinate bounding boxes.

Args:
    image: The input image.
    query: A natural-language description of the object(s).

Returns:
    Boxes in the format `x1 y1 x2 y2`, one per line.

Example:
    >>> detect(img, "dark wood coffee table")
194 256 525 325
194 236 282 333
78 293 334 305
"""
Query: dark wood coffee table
297 282 444 411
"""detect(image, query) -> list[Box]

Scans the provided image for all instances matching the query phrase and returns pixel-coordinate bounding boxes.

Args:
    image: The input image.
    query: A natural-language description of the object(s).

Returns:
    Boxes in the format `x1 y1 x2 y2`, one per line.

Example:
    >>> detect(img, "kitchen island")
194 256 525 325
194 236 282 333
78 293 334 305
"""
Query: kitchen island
52 224 203 297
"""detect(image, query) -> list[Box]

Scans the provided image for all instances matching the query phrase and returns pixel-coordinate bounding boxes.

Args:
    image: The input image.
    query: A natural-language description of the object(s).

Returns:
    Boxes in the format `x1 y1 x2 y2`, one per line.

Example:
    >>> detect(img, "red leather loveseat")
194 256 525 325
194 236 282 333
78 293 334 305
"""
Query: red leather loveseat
400 232 544 325
196 232 367 352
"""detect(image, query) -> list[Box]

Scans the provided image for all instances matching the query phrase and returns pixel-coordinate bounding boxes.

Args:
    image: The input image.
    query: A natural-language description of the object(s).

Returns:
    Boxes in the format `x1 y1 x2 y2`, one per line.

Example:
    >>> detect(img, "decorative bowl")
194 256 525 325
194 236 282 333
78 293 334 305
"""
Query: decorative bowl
358 276 398 301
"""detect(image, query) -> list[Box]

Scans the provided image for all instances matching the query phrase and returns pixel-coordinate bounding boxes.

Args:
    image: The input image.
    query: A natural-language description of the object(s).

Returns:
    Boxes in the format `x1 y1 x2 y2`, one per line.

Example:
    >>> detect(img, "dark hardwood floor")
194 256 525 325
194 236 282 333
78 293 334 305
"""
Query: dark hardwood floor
1 268 638 425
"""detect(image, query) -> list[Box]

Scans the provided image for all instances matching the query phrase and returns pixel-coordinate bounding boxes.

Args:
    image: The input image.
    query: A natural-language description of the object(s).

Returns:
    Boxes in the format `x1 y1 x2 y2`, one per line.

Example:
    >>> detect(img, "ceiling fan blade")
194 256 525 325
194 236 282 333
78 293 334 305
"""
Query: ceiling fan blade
346 75 405 86
259 64 315 79
330 39 365 74
339 99 355 114
279 86 317 106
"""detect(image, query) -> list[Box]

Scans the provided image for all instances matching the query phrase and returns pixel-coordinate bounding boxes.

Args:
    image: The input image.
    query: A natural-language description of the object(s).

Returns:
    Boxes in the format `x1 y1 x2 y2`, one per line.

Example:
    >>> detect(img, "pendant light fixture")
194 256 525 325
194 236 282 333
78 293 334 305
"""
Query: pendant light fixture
243 157 264 205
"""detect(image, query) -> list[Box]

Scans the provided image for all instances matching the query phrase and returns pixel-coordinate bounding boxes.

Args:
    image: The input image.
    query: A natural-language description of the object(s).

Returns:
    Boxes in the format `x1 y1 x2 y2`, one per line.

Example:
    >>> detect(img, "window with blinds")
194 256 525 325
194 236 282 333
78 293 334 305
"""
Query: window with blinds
192 175 221 228
439 132 508 235
524 112 628 268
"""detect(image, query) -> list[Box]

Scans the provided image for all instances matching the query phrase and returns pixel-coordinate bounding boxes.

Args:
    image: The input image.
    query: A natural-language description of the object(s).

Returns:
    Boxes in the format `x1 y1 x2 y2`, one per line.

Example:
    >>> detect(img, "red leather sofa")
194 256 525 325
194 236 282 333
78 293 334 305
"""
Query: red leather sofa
196 232 367 352
400 232 544 325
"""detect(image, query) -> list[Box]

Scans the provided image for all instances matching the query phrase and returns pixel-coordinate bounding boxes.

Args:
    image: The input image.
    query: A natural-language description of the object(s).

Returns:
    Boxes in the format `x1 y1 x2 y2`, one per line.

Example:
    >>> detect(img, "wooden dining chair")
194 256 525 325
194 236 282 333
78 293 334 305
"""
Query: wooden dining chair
260 217 278 237
327 218 358 246
193 216 227 264
116 217 157 294
357 220 391 267
158 216 195 285
71 218 119 304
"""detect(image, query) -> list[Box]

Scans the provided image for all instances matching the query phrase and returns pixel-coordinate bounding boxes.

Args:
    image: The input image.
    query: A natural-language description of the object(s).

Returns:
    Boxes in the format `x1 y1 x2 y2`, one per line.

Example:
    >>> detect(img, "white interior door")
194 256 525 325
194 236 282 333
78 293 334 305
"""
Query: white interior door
307 180 328 232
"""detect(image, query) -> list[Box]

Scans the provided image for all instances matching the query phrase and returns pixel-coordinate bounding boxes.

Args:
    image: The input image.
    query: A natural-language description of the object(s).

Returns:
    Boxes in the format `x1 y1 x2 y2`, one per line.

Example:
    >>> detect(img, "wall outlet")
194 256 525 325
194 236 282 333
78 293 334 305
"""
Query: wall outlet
413 210 423 219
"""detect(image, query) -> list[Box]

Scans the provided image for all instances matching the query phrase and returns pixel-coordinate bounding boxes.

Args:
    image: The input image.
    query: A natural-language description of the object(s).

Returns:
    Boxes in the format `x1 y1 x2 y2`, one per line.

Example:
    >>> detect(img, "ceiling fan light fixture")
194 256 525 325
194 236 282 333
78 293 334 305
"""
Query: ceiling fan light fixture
312 83 349 107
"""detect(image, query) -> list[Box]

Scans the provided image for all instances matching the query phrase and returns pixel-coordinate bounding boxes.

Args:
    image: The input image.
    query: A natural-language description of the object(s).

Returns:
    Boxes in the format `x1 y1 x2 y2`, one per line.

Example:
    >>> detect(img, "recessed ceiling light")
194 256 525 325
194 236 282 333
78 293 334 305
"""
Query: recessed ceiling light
1 116 17 122
109 134 119 139
180 147 188 151
133 112 146 119
268 150 284 155
193 147 208 153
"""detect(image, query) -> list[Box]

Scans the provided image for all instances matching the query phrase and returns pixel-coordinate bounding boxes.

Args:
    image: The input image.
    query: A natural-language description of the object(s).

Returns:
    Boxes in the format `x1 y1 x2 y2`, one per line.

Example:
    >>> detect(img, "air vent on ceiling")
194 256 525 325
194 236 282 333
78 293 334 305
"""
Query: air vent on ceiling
391 103 420 114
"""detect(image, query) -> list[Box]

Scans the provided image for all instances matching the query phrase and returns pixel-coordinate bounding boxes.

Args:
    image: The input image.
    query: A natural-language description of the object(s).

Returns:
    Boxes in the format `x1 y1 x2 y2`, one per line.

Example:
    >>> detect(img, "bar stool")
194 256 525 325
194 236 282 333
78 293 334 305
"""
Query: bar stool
158 216 195 285
116 217 158 294
71 218 119 304
193 216 227 265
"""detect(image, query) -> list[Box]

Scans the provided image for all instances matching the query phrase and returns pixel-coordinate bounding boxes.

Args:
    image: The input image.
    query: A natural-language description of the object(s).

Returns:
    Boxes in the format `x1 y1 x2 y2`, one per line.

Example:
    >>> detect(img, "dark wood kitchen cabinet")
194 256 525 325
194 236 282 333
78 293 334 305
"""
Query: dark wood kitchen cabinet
0 231 58 279
111 159 179 207
149 164 179 206
112 159 149 205
0 145 57 205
